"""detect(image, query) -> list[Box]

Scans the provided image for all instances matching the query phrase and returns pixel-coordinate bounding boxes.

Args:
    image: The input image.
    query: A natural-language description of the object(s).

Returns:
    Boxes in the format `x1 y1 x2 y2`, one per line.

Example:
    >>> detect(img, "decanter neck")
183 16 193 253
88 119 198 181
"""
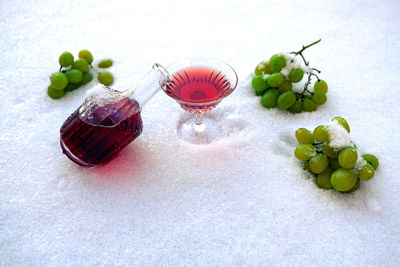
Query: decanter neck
124 63 172 108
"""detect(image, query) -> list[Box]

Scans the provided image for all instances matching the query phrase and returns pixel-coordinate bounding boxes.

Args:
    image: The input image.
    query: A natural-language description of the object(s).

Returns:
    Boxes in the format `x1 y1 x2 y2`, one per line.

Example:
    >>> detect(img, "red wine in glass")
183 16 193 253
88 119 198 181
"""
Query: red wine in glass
60 97 143 167
164 66 233 113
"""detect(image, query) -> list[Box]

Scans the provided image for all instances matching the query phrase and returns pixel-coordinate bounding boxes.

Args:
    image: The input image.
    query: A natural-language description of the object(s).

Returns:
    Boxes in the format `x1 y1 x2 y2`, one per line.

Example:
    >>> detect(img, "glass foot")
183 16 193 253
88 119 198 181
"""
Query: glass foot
177 114 220 144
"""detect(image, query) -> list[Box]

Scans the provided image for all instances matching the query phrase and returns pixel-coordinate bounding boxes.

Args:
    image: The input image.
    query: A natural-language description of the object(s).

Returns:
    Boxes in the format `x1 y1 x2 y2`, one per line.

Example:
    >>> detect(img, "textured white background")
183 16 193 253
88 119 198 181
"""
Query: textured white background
1 0 400 266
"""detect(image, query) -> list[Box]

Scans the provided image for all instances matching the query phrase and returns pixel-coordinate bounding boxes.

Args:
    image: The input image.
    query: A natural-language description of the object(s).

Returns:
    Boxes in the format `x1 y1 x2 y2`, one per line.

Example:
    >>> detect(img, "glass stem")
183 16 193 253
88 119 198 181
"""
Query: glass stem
193 114 206 132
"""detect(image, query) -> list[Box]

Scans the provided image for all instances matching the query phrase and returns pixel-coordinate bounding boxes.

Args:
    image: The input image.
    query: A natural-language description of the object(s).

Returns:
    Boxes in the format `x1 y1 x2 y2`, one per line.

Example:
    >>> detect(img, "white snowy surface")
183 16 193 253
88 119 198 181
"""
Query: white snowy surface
1 0 400 266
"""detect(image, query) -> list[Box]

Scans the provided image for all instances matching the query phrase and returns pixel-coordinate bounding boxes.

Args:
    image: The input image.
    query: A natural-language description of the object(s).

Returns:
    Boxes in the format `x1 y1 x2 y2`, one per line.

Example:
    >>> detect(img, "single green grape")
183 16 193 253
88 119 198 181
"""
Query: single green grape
342 178 360 193
314 80 328 93
332 117 350 132
357 163 375 181
65 69 83 83
338 147 358 169
316 168 333 189
296 128 314 144
78 49 93 64
322 143 339 158
78 71 93 86
288 68 304 83
302 98 317 112
329 158 341 169
311 91 327 105
72 58 89 72
59 51 74 67
277 79 292 93
255 62 265 75
98 59 113 69
288 100 302 113
277 91 296 109
261 89 279 108
313 125 329 142
269 54 286 73
309 154 329 174
267 73 284 87
252 75 268 93
295 144 317 160
362 154 379 170
50 72 68 90
330 168 357 192
47 85 65 99
64 83 80 92
98 71 114 86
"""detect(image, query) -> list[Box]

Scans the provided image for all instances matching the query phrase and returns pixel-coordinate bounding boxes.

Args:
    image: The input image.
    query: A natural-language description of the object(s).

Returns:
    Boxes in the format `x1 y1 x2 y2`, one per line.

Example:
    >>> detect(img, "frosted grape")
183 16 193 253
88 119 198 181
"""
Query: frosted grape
330 168 357 192
255 61 272 75
277 91 296 109
78 71 93 86
302 98 317 112
342 178 360 193
311 91 327 105
78 49 93 64
295 128 314 144
98 71 114 86
252 75 268 94
314 80 328 93
47 85 65 99
59 51 74 67
277 79 292 94
65 69 83 84
309 154 329 174
72 58 89 72
357 163 375 181
288 100 302 113
313 125 329 142
269 54 286 73
288 68 304 83
98 59 113 68
295 144 317 160
50 72 68 90
338 147 358 169
316 169 333 189
322 143 339 158
332 117 350 132
362 154 379 170
261 89 279 108
267 73 284 87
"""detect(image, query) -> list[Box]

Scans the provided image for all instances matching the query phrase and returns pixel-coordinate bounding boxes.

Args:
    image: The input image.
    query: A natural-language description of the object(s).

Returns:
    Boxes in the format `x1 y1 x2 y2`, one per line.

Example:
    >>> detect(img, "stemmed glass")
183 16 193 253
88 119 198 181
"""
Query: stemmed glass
161 58 238 144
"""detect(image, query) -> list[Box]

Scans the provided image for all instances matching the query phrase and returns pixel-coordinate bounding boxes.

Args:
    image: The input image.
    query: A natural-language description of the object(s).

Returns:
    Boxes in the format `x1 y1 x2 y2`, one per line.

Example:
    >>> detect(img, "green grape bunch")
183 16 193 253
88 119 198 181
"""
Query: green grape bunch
294 117 379 193
252 39 328 113
47 50 115 100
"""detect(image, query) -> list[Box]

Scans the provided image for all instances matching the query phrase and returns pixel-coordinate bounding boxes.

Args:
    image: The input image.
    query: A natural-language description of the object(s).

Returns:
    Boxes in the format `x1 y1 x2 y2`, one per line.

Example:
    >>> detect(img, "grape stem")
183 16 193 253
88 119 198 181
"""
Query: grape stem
300 72 313 98
290 39 322 66
310 73 321 81
291 39 322 56
311 68 321 73
59 66 62 72
289 39 323 100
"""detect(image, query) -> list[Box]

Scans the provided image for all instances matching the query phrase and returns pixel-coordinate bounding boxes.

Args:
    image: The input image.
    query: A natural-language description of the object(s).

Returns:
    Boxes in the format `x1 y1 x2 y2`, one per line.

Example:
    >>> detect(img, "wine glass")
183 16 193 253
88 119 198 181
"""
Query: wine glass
161 58 238 144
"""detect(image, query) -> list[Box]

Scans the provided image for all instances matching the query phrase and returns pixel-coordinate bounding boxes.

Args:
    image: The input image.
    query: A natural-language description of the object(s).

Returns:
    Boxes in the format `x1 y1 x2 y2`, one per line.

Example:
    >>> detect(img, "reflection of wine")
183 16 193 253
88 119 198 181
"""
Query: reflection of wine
164 66 233 113
60 98 143 167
